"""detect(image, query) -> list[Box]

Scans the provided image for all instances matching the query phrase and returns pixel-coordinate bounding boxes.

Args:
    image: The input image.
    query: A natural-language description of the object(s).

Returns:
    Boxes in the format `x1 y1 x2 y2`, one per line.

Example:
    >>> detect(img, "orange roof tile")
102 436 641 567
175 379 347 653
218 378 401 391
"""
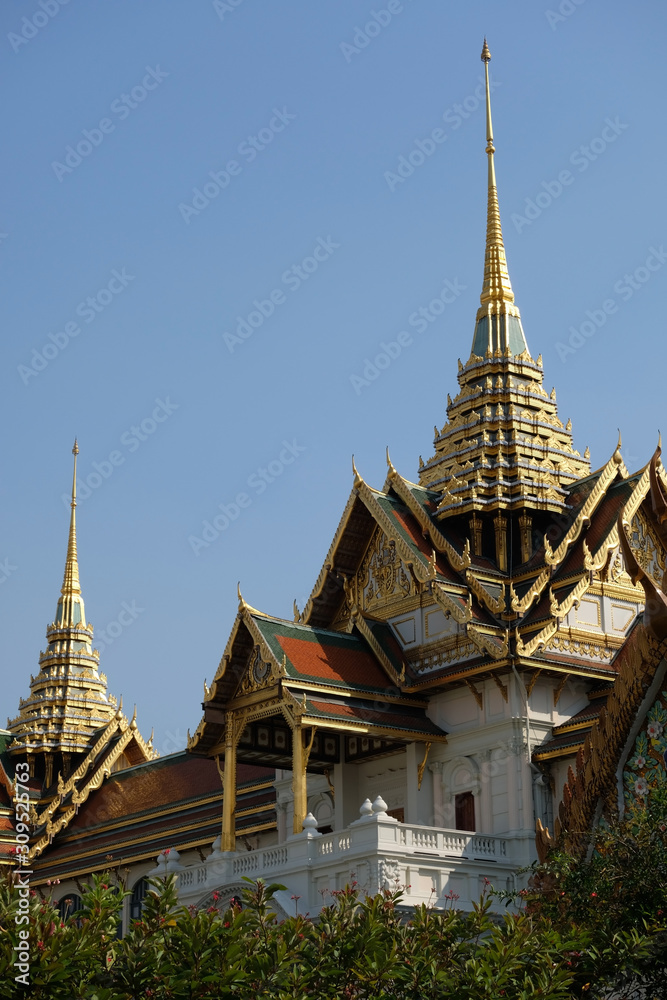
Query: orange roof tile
277 635 389 688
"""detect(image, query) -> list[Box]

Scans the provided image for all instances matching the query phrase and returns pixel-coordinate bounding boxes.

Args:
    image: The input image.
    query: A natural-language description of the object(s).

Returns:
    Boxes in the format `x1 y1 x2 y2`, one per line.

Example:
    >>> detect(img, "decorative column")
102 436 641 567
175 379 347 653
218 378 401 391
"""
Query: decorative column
469 514 483 556
221 713 238 853
429 761 444 826
405 743 419 823
494 512 507 572
292 721 308 834
275 799 288 843
519 512 532 564
474 749 494 833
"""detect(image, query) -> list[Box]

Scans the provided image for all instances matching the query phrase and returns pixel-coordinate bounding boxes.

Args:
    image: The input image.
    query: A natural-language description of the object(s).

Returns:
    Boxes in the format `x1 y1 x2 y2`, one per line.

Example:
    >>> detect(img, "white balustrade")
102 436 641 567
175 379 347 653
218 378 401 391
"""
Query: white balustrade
232 853 259 875
262 846 288 869
177 799 513 913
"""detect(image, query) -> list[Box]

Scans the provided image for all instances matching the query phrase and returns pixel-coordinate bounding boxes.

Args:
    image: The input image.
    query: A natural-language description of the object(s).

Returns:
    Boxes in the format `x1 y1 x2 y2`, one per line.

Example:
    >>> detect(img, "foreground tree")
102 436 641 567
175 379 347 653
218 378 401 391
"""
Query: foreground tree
0 818 664 1000
520 800 667 998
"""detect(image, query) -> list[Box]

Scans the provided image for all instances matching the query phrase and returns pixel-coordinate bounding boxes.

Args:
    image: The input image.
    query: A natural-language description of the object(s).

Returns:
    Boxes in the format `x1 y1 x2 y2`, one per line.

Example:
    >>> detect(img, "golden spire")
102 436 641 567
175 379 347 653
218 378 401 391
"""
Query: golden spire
469 40 528 358
61 439 81 598
55 440 87 629
479 39 514 309
419 44 590 515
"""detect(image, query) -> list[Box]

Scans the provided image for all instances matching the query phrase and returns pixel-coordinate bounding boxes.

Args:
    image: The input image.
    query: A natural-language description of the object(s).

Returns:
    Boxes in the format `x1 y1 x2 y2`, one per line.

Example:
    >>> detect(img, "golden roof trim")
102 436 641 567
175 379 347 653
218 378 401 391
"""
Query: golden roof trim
466 571 505 614
544 447 626 568
509 567 551 616
30 727 135 861
386 464 471 572
515 619 559 658
301 486 359 625
351 613 405 688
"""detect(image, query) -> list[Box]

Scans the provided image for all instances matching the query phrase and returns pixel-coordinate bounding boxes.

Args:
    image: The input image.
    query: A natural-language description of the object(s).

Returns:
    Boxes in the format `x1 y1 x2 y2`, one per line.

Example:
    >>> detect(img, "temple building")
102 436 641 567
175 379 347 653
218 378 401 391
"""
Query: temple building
2 42 667 925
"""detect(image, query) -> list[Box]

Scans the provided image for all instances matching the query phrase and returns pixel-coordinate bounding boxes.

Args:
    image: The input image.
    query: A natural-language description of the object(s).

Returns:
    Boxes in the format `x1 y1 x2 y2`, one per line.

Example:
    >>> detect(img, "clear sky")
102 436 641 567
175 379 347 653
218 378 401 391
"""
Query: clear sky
2 0 666 754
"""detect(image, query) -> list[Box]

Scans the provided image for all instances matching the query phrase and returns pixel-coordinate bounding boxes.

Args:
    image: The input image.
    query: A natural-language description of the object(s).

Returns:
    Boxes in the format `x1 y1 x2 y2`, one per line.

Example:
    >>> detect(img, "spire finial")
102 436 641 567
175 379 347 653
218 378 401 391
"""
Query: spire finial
469 42 529 359
481 38 493 156
479 39 513 308
61 441 81 600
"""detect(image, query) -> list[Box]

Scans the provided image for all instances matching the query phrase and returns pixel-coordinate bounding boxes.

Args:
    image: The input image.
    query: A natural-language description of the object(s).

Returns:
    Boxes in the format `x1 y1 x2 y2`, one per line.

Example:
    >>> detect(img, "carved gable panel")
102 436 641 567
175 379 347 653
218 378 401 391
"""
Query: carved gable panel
358 530 414 613
628 512 666 591
235 646 281 698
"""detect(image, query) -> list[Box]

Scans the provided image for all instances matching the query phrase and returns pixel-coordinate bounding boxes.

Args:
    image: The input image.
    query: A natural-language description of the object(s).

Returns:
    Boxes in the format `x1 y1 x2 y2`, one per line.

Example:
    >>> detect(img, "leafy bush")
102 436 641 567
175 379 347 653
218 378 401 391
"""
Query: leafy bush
0 848 662 999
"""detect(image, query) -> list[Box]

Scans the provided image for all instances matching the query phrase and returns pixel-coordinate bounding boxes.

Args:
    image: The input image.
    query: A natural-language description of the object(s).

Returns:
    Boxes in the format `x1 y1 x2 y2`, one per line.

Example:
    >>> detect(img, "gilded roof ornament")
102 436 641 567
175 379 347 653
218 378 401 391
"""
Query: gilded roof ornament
61 439 82 608
613 429 623 464
352 454 363 488
473 37 526 360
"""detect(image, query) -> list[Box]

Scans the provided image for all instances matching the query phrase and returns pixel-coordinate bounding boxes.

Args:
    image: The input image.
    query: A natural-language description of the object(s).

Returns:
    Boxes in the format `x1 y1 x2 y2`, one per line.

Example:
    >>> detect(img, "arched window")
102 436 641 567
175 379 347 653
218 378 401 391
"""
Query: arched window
57 894 83 922
129 876 149 921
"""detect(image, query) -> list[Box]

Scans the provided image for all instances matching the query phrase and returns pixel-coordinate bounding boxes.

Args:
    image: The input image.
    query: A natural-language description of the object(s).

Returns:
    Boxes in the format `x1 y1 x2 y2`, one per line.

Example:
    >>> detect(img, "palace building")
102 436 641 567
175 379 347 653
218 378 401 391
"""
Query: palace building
3 42 667 926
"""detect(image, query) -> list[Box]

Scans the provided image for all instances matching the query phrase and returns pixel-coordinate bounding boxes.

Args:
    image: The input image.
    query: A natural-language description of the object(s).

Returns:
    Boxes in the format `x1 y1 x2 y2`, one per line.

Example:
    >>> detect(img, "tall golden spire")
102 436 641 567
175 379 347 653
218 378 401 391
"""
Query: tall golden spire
55 439 86 629
7 441 118 770
61 439 81 599
418 43 590 516
479 39 514 308
471 39 527 356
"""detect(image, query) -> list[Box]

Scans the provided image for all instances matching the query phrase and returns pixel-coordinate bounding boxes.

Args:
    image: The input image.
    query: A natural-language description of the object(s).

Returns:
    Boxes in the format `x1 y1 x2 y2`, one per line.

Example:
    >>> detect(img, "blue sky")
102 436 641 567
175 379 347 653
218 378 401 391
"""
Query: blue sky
2 0 665 753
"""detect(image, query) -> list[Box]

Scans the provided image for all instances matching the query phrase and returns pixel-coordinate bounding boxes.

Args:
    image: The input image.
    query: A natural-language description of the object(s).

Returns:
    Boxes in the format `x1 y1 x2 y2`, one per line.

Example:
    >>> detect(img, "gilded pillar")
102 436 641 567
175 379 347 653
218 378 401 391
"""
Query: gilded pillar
292 721 308 834
221 714 238 853
519 512 532 564
494 512 507 572
469 514 483 556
